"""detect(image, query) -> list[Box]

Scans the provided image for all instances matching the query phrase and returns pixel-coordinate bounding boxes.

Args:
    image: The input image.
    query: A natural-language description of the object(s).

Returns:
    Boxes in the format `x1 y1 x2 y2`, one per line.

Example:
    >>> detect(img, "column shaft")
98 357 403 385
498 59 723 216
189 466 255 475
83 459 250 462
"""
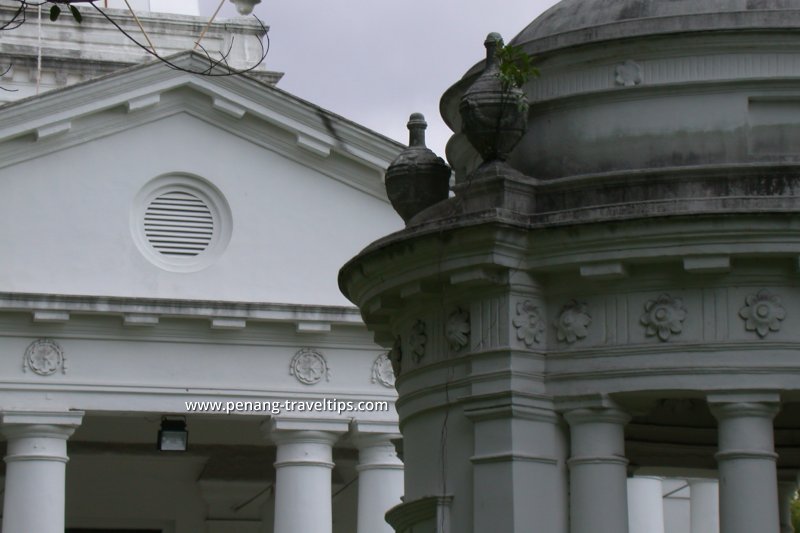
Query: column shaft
1 411 82 533
270 429 341 533
689 479 720 533
354 434 403 533
565 407 630 533
628 477 665 533
710 399 780 533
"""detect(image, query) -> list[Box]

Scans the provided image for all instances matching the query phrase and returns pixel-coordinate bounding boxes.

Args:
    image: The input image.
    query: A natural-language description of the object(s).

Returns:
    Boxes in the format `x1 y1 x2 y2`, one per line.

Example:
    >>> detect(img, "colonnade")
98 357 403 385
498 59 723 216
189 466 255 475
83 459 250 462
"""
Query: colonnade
565 393 796 533
0 400 793 533
0 412 403 533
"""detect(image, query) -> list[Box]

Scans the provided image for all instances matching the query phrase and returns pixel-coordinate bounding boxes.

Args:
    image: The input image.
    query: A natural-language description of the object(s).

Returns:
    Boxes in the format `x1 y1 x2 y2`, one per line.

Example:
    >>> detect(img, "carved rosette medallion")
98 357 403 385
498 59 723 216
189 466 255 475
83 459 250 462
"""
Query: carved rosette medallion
446 308 470 352
371 352 396 388
24 339 66 376
739 289 786 338
615 60 643 87
512 300 545 347
289 348 329 385
555 301 591 344
409 320 427 362
640 294 687 341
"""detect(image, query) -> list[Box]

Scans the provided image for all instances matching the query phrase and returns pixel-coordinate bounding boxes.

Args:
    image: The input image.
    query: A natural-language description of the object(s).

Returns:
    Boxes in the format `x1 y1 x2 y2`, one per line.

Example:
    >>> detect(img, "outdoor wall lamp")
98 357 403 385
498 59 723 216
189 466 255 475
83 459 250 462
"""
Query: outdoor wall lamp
229 0 261 16
158 417 188 451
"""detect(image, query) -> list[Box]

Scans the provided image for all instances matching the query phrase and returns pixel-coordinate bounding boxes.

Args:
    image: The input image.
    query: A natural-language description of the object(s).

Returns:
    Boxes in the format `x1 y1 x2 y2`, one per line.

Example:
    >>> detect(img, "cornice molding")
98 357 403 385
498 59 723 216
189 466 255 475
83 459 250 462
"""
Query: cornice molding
0 52 402 201
0 291 364 331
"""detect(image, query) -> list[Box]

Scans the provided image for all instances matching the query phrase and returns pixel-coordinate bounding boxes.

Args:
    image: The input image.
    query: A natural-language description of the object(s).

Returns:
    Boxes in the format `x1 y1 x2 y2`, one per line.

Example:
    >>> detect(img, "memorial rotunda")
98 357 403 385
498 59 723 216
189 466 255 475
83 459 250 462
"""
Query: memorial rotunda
340 1 800 532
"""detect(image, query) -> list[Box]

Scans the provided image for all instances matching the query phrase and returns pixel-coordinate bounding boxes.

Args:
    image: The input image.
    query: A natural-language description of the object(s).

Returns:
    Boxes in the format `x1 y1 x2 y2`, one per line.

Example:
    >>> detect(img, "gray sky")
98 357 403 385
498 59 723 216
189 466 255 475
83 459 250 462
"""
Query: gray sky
200 0 560 157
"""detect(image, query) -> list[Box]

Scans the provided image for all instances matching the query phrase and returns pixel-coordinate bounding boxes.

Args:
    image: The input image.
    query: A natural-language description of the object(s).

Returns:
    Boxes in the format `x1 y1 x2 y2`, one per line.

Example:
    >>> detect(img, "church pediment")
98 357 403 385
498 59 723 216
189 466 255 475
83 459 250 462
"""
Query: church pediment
0 52 403 306
0 51 401 201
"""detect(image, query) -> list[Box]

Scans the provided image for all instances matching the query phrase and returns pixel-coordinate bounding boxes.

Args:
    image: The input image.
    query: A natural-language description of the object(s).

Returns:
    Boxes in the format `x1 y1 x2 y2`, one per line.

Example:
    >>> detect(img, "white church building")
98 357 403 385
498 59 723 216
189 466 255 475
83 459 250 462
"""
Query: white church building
0 2 405 532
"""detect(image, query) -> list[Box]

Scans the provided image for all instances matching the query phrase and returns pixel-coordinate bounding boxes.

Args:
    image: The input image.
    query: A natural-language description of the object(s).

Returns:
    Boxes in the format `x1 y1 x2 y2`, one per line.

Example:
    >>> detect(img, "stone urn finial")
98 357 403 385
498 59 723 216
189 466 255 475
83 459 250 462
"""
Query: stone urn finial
385 113 451 224
459 32 529 164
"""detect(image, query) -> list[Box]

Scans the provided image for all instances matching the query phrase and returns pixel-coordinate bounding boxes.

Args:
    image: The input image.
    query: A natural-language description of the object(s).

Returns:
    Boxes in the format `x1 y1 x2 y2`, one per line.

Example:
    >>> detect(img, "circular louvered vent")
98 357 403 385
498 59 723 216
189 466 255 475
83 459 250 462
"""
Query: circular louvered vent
132 175 232 272
144 191 214 256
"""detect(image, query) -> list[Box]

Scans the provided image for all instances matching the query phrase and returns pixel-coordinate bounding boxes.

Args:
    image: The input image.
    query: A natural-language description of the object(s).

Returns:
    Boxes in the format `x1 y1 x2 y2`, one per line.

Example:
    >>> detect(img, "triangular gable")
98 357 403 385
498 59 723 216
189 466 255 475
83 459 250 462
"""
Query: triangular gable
0 51 403 201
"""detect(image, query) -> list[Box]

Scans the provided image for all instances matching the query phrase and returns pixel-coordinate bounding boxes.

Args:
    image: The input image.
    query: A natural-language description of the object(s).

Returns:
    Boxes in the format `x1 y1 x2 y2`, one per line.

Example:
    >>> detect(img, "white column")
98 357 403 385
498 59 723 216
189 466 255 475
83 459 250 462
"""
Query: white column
264 418 347 533
689 479 720 533
351 424 404 533
628 476 665 533
565 407 630 533
1 411 83 533
778 477 797 533
709 393 781 533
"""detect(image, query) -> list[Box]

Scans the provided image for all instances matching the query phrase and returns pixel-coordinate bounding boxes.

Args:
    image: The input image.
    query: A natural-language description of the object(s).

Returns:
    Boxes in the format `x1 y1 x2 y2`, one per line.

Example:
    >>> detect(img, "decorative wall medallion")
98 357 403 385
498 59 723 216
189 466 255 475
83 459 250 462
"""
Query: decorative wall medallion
640 294 687 341
615 60 642 87
739 289 786 338
554 300 591 344
372 352 396 388
23 339 66 376
512 300 545 347
446 308 470 351
409 320 427 362
389 336 402 377
289 348 329 385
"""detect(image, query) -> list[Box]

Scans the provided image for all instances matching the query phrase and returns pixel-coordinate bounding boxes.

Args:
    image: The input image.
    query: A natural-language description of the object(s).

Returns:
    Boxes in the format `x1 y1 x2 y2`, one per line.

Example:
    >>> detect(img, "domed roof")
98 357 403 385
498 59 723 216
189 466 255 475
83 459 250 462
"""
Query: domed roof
510 0 800 51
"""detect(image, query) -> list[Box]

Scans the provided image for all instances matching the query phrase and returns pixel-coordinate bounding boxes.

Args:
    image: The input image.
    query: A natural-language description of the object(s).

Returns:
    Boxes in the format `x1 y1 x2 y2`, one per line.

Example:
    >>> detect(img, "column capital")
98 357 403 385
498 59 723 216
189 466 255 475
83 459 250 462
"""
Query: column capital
350 421 403 473
262 416 349 444
555 393 622 413
1 410 83 440
707 391 781 413
349 420 401 447
563 407 631 427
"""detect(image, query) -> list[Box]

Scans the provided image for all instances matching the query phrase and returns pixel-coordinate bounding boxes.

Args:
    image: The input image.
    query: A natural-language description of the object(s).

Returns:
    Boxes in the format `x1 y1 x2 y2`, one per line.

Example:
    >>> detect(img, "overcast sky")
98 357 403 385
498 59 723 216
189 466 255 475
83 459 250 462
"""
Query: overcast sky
199 0 560 157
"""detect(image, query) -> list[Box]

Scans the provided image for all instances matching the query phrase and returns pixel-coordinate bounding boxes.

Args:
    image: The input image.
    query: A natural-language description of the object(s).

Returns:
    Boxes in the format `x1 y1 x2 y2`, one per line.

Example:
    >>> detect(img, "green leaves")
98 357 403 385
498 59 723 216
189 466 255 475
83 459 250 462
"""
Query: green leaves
49 3 83 23
69 4 83 23
497 44 539 90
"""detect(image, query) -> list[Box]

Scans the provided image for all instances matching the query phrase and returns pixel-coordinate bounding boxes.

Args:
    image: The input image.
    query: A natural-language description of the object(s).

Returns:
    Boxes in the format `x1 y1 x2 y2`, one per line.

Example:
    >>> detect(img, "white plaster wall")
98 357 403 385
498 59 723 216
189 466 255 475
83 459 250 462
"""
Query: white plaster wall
663 480 691 533
105 0 201 15
0 112 401 306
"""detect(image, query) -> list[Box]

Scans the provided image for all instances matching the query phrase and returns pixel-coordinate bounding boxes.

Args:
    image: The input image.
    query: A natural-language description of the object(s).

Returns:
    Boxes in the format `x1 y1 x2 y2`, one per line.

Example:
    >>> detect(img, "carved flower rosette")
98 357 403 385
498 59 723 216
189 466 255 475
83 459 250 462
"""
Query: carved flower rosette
512 300 545 347
289 348 329 385
371 352 396 388
409 320 427 362
446 308 470 352
554 300 591 344
739 289 786 338
640 294 687 342
23 339 66 376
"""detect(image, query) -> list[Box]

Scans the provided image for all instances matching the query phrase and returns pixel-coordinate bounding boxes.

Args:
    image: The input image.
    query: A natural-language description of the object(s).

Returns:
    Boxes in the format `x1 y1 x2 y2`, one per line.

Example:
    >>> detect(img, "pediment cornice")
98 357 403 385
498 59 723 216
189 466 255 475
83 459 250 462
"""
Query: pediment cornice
0 52 402 200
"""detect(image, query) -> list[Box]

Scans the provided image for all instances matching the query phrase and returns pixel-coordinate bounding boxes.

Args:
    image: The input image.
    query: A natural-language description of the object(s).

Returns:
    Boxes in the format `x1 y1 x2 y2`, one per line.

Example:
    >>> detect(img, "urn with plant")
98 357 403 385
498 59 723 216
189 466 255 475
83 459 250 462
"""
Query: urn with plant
459 33 539 163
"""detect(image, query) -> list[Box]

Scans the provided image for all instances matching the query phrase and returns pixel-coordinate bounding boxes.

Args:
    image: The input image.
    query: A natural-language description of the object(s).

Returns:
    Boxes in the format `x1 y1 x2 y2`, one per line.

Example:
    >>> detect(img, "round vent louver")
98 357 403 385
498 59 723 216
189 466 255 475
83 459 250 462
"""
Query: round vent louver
145 191 214 257
132 175 232 272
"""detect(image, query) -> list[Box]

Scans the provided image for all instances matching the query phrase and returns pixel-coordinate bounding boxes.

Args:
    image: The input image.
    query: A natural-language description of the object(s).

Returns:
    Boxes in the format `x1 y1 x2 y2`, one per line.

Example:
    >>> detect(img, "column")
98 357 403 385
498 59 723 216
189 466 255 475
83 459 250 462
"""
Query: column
1 410 83 533
628 476 665 533
778 475 797 533
351 422 404 533
689 479 720 533
708 393 781 533
564 406 630 533
264 418 348 533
